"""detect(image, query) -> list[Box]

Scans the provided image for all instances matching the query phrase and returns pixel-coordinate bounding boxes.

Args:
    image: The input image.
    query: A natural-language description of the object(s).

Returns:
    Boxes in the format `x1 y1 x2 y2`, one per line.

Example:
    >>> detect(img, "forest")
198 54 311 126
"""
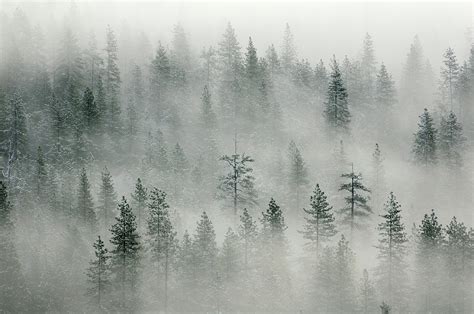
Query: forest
0 2 473 313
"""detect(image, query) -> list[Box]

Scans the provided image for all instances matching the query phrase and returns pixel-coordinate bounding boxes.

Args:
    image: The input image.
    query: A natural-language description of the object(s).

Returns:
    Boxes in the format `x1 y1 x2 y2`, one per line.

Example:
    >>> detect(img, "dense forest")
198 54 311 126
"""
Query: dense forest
0 3 473 313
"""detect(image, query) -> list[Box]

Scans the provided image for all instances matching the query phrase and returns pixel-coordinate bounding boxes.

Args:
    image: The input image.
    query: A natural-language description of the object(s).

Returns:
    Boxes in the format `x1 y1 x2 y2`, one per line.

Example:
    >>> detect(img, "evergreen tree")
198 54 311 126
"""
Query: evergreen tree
359 269 377 314
287 140 309 211
0 181 28 312
414 209 444 313
439 47 460 110
220 227 240 281
200 46 217 87
300 184 337 254
444 217 472 313
375 192 408 312
2 92 28 181
324 57 350 133
217 22 242 80
77 168 96 232
104 25 121 135
86 235 111 309
265 44 280 78
360 33 377 104
412 108 437 166
217 150 258 215
339 165 371 238
438 110 465 168
97 167 117 228
281 23 296 74
35 146 48 200
371 143 385 209
192 211 219 311
109 196 141 311
401 35 425 109
131 177 147 231
146 188 177 313
375 64 396 108
239 208 258 271
314 59 328 98
200 85 217 129
82 87 100 133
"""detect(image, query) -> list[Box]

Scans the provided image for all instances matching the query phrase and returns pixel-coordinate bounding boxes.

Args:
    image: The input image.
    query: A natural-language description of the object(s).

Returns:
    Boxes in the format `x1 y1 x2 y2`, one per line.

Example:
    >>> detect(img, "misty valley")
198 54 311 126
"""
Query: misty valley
0 1 473 313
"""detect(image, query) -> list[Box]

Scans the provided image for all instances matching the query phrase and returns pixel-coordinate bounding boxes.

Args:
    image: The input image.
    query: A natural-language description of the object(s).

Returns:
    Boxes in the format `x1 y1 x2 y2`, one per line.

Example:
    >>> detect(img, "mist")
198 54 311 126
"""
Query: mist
0 0 473 313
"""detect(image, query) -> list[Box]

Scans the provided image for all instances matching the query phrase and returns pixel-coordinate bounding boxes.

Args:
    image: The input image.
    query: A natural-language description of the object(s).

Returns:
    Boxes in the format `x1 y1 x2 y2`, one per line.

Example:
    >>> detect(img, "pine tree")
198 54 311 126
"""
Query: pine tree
359 269 377 314
360 33 377 104
239 208 258 271
0 181 28 312
86 235 111 309
414 209 444 313
146 188 177 313
82 87 100 133
375 192 408 312
109 196 141 311
77 168 96 232
281 23 296 74
300 184 337 254
412 108 437 166
371 143 385 209
131 178 147 231
200 85 217 129
192 211 218 310
104 26 121 135
439 47 460 110
266 44 280 78
35 146 48 200
217 22 242 80
217 149 258 215
220 227 240 280
444 217 472 313
324 57 351 133
314 59 328 98
97 167 117 228
200 46 217 87
375 64 396 108
401 35 424 109
438 110 465 168
2 92 28 181
287 140 309 211
245 37 259 84
339 164 371 239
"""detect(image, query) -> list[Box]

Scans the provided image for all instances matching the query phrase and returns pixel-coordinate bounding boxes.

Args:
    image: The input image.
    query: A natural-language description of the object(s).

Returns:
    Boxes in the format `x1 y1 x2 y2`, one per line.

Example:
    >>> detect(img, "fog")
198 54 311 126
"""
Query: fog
0 0 473 313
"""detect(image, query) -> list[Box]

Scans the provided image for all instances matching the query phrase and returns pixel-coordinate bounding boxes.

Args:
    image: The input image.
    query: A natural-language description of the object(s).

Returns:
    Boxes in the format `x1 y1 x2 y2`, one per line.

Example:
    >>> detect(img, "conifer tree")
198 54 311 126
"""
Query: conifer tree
131 178 147 231
220 227 240 281
401 35 424 109
104 26 121 135
314 59 328 98
412 108 437 166
77 168 96 232
438 110 465 168
266 44 280 78
109 196 141 311
281 23 296 74
371 143 385 209
0 181 28 312
339 164 371 239
200 85 217 129
444 217 472 313
35 146 48 200
300 184 337 254
359 269 377 314
146 188 177 313
324 57 351 133
217 23 241 80
439 47 460 110
2 92 28 181
200 46 217 87
97 167 117 228
360 33 377 104
287 140 309 211
375 192 408 311
375 64 396 109
217 149 258 215
239 208 258 271
192 211 219 310
414 209 444 313
86 235 111 309
82 87 100 133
